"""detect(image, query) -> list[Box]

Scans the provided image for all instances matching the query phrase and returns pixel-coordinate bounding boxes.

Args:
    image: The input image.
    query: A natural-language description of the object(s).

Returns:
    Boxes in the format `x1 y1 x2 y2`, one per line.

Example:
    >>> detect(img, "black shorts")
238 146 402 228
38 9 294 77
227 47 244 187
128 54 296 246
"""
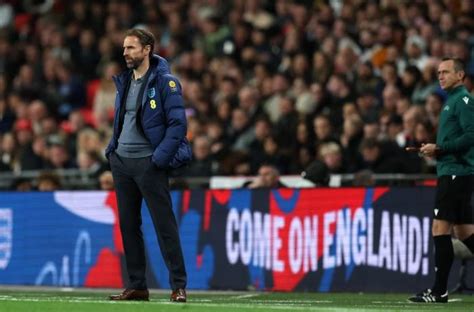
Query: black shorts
434 175 474 224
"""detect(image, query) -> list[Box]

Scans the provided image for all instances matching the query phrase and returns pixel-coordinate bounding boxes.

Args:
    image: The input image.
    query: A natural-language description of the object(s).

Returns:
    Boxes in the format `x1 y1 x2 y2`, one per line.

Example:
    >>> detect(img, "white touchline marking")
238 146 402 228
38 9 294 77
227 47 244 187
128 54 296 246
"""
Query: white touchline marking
0 297 345 311
234 294 260 299
204 298 329 305
0 296 332 303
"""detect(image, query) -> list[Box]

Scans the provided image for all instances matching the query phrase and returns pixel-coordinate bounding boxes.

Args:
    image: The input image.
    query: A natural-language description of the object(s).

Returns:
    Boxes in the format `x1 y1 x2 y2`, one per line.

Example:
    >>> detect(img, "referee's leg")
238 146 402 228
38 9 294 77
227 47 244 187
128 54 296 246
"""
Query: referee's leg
453 175 474 253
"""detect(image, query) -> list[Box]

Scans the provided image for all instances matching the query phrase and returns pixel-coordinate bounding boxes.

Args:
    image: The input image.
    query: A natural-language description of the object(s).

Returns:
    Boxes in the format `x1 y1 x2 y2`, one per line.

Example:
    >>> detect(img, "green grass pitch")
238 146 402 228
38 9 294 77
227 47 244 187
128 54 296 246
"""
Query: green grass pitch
0 288 473 311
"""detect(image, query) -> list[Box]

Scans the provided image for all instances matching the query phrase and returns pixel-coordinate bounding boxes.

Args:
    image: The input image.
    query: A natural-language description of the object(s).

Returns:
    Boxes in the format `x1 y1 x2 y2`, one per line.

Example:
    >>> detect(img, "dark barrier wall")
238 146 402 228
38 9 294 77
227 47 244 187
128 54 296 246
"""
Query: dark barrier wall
0 187 462 292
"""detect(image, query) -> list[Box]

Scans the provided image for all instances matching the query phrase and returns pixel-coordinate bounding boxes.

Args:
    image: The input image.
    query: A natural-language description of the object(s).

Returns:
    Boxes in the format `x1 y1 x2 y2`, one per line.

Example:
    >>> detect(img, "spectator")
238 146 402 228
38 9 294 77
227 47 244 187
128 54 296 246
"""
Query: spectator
363 121 380 141
290 121 314 174
326 73 354 126
412 63 438 104
77 128 103 155
65 110 88 157
215 97 233 126
405 35 429 71
0 132 17 171
248 118 272 171
400 66 422 99
386 114 404 144
312 114 338 146
12 64 41 100
74 28 101 81
99 170 114 191
355 92 379 123
295 120 312 152
96 37 121 76
354 62 379 95
305 142 347 184
340 115 364 171
244 164 286 189
396 105 424 148
214 76 239 105
219 150 252 176
10 178 33 191
424 92 443 130
379 62 400 91
22 135 46 170
274 95 299 151
196 9 231 58
411 121 436 174
264 73 290 123
237 85 264 125
308 82 331 117
45 141 74 170
56 62 86 118
396 97 411 117
205 119 227 159
187 135 215 177
229 107 255 151
381 84 401 115
358 138 406 174
255 135 289 174
37 171 62 191
40 116 59 136
0 97 14 134
77 150 107 177
28 99 49 135
92 61 121 125
292 78 315 115
14 118 35 171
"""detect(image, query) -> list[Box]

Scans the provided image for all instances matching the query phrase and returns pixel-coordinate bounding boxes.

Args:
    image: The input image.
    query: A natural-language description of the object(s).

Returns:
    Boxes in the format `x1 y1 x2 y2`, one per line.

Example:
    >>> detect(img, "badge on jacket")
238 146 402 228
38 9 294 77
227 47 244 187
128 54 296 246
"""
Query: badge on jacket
148 88 156 98
169 80 177 92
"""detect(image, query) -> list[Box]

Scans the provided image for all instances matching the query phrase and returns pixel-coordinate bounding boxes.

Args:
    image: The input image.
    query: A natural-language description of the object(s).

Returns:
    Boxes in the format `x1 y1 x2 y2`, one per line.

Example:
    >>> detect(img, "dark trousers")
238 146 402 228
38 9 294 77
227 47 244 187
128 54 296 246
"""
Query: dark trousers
109 152 187 290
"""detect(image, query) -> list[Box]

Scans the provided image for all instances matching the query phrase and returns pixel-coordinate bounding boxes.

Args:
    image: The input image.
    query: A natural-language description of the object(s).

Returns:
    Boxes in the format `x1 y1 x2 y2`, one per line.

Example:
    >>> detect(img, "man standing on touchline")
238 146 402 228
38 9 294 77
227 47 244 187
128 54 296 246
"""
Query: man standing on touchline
106 28 191 302
409 57 474 303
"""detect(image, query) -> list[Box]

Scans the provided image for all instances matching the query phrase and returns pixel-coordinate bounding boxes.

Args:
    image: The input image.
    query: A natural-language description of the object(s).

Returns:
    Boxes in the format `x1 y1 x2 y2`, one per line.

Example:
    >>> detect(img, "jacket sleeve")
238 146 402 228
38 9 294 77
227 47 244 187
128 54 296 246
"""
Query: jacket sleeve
152 74 187 168
439 94 474 153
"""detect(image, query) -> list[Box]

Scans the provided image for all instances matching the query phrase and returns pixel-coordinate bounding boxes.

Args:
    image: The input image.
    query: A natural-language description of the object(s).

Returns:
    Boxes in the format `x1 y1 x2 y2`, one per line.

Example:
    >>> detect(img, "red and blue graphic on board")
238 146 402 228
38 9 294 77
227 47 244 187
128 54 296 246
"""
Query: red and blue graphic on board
0 188 454 292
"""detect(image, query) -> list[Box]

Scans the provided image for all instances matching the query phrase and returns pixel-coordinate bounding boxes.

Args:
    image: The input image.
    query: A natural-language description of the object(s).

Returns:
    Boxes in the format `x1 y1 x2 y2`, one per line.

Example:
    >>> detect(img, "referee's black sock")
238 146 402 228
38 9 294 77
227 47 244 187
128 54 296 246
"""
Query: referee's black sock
432 235 453 295
462 234 474 254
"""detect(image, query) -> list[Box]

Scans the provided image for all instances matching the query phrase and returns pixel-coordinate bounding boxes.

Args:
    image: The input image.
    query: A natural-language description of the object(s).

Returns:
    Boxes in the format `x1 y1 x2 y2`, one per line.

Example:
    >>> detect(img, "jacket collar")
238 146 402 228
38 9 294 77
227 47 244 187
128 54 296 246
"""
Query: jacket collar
113 54 171 90
447 84 466 96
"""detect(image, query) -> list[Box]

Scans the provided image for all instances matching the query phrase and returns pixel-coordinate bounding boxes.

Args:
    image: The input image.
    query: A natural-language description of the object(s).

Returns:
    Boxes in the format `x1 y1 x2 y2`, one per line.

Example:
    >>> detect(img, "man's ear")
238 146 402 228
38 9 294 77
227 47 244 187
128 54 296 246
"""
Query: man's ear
144 45 151 55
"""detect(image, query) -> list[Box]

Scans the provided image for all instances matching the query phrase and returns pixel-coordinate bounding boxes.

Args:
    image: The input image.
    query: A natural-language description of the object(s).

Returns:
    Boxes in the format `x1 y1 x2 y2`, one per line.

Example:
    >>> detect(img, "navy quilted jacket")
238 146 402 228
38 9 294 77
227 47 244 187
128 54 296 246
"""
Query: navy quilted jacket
105 54 191 169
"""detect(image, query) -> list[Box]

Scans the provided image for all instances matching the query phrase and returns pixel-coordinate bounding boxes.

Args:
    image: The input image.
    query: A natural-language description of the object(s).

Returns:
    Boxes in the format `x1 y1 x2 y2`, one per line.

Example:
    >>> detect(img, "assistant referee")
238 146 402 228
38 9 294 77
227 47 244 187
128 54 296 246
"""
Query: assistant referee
409 57 474 303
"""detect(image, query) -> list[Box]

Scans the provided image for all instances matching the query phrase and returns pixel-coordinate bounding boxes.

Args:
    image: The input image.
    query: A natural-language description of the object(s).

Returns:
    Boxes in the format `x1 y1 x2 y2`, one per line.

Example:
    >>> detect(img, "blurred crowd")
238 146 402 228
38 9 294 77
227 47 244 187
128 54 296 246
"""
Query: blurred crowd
0 0 473 189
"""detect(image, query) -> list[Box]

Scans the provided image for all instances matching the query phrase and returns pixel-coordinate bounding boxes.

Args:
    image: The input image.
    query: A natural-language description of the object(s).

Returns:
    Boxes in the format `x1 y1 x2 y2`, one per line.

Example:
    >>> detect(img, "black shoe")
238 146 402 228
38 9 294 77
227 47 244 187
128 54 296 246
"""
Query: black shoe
408 288 448 303
109 289 149 301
